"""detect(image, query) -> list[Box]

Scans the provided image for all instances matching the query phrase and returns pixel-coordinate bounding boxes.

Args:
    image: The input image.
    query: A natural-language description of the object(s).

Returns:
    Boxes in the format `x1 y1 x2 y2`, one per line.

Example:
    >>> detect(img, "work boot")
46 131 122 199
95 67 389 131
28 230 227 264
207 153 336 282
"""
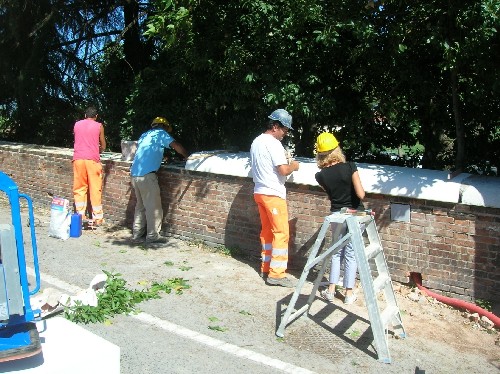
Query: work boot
266 276 296 288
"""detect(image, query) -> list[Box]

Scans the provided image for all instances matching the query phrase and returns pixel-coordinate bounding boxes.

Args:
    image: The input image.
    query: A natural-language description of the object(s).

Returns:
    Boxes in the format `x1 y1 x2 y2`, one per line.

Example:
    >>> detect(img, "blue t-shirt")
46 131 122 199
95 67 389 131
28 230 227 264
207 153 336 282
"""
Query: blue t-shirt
130 128 174 177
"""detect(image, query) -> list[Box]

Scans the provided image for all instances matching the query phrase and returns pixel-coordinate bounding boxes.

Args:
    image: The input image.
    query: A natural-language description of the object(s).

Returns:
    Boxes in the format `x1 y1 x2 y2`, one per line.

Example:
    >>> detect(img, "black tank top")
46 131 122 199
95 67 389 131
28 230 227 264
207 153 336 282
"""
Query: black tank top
315 161 363 212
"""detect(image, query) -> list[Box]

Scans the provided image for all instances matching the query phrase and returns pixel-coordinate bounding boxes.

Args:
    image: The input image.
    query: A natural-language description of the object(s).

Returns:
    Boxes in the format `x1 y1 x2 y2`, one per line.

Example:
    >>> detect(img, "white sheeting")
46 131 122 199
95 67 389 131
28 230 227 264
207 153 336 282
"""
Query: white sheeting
185 151 500 208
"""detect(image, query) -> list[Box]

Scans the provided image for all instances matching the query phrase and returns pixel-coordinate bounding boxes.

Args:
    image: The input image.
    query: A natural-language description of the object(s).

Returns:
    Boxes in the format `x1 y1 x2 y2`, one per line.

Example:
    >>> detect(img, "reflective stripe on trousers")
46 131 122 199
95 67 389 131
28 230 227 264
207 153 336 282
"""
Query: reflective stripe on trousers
73 159 103 220
254 194 289 279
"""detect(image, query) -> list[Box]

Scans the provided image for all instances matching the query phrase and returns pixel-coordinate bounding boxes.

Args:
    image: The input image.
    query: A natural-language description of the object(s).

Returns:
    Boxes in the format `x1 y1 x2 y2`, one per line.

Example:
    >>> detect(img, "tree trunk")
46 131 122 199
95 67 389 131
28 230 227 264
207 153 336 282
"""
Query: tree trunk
419 98 441 170
122 0 147 74
12 1 49 142
451 67 464 173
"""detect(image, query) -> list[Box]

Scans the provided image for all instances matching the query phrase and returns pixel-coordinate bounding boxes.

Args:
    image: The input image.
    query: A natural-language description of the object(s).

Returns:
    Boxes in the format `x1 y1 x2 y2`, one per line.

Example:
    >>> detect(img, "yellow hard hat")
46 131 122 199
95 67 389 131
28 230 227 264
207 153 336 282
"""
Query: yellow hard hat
151 117 173 133
316 132 339 153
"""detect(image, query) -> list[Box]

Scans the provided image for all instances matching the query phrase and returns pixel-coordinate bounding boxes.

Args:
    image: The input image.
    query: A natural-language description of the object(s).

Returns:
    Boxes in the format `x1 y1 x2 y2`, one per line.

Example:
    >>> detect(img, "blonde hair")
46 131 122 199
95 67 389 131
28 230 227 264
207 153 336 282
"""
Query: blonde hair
316 146 346 169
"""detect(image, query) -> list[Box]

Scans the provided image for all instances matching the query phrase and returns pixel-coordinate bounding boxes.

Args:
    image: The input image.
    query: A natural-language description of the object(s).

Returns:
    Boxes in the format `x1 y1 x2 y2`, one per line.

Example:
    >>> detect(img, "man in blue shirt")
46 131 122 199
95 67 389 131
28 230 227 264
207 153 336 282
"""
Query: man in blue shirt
130 117 189 245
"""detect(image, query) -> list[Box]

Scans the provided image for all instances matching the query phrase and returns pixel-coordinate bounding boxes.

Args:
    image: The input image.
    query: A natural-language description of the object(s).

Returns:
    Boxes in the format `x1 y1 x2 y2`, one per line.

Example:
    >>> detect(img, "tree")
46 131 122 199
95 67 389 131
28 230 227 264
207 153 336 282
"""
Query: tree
1 0 498 174
0 1 153 148
366 0 500 171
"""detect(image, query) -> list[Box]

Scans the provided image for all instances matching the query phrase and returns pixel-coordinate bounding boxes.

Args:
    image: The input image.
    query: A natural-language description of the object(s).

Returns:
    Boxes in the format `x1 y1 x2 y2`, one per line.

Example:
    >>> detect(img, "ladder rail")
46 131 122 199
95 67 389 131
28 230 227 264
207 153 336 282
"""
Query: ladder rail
346 216 392 362
364 218 406 335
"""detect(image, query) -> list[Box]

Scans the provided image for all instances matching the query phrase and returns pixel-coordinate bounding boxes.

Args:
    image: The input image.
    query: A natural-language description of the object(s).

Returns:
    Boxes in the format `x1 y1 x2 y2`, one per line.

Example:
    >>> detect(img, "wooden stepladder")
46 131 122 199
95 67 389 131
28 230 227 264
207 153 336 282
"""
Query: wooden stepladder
276 211 406 363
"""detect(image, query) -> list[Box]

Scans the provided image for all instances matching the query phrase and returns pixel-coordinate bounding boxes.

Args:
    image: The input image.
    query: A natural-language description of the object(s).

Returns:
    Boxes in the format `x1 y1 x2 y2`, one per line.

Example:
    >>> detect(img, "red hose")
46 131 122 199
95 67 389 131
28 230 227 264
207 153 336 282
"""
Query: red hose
410 272 500 328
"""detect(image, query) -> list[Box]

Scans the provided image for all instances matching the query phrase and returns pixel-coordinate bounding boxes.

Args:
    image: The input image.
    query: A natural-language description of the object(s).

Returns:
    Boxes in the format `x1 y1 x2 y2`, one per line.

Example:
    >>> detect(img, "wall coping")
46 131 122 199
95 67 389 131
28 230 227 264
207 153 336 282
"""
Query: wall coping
185 150 500 209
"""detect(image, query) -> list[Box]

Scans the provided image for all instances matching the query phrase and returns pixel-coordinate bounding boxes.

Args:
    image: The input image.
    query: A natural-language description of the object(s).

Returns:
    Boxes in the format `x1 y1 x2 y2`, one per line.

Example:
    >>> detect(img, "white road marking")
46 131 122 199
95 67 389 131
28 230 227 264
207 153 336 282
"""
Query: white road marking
27 267 316 374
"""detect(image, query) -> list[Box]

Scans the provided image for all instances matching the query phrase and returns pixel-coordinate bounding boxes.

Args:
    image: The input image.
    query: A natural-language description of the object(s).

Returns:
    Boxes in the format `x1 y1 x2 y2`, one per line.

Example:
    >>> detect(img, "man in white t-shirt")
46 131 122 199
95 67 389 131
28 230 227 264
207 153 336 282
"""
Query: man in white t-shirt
250 109 300 287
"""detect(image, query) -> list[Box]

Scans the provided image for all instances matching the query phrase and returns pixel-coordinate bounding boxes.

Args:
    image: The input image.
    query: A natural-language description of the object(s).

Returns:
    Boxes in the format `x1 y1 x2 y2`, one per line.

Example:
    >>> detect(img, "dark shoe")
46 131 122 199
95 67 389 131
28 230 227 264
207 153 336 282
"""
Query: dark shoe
130 237 144 244
260 272 268 280
82 219 95 230
145 237 168 245
266 277 296 288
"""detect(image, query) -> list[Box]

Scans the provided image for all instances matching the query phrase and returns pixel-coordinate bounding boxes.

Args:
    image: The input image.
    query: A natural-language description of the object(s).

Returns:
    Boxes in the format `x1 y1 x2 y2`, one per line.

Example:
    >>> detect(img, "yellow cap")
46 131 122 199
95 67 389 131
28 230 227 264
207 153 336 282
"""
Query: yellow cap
316 132 339 153
151 117 173 133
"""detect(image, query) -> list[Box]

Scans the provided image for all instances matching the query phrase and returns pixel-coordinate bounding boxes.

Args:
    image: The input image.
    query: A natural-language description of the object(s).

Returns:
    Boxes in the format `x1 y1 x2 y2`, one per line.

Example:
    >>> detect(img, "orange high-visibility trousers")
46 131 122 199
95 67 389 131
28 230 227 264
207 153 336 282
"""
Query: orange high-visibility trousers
254 194 289 279
73 160 103 221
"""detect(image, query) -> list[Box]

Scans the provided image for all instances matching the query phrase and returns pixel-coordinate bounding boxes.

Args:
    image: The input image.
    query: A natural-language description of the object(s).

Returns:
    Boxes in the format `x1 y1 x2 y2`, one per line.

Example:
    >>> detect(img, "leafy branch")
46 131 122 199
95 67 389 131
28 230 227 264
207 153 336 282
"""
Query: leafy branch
64 271 190 324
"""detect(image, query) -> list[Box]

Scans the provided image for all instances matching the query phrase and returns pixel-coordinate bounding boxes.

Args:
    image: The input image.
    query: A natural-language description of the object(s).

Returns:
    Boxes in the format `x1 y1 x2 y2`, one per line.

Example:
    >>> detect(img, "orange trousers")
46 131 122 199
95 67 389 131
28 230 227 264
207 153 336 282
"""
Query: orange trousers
73 160 103 222
254 194 289 279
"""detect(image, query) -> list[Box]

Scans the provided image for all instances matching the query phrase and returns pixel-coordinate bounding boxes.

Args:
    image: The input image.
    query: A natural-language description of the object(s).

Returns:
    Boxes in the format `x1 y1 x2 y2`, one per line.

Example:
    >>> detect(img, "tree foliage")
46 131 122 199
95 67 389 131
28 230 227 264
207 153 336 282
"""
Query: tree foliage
0 0 498 173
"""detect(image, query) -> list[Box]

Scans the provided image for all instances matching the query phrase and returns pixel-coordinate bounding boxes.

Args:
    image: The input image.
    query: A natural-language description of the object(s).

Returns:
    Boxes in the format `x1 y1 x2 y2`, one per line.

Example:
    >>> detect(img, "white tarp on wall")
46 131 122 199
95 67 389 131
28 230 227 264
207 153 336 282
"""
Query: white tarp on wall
185 151 500 208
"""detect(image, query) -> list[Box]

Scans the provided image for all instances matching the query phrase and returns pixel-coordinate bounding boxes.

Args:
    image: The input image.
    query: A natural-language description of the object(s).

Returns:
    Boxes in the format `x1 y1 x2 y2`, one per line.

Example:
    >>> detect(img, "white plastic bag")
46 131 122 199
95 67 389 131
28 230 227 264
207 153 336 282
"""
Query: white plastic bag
48 196 71 240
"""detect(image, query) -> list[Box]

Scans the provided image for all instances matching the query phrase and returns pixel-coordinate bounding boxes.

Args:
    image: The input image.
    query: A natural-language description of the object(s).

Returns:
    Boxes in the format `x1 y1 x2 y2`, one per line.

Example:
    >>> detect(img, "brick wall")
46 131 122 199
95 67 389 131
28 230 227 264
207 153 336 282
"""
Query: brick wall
1 141 498 302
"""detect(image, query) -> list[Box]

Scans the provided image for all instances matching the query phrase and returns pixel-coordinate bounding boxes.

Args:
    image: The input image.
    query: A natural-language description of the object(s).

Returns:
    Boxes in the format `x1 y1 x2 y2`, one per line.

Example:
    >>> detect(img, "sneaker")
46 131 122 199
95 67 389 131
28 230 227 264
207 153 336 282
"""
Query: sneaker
321 289 335 302
266 277 296 288
344 294 358 305
260 272 268 280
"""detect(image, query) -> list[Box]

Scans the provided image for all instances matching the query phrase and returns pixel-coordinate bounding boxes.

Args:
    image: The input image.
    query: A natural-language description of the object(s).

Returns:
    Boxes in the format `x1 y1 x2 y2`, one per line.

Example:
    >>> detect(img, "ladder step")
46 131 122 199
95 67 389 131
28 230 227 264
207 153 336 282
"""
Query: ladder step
373 274 391 293
365 243 382 259
380 305 400 328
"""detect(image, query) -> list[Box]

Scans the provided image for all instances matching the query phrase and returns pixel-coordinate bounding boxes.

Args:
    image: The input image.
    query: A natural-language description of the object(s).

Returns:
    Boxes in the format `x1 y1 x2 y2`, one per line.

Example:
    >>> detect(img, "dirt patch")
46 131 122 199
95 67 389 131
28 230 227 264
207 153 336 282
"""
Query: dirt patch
393 285 499 360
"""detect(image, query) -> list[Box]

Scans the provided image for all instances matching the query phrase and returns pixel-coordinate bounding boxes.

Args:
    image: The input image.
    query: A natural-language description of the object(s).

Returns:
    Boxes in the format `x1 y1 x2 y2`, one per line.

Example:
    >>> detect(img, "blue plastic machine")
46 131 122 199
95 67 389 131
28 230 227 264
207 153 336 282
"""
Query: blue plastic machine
0 171 42 362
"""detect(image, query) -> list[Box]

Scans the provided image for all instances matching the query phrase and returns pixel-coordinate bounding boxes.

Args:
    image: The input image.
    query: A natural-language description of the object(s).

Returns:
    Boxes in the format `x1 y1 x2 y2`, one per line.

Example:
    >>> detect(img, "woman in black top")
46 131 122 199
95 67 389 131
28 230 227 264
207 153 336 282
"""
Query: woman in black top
315 132 365 304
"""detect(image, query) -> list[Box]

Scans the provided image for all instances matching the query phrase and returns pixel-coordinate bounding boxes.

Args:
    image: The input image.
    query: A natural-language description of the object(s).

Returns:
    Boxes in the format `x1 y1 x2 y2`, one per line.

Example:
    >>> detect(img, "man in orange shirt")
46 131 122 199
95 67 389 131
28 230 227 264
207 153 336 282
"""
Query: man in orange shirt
73 106 106 225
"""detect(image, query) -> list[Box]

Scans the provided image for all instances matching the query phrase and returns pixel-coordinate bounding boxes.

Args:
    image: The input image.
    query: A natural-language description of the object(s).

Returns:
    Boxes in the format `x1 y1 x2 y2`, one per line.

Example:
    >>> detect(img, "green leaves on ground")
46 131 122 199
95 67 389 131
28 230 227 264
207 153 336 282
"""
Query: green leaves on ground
64 270 190 324
208 325 228 332
208 316 228 332
348 329 361 338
